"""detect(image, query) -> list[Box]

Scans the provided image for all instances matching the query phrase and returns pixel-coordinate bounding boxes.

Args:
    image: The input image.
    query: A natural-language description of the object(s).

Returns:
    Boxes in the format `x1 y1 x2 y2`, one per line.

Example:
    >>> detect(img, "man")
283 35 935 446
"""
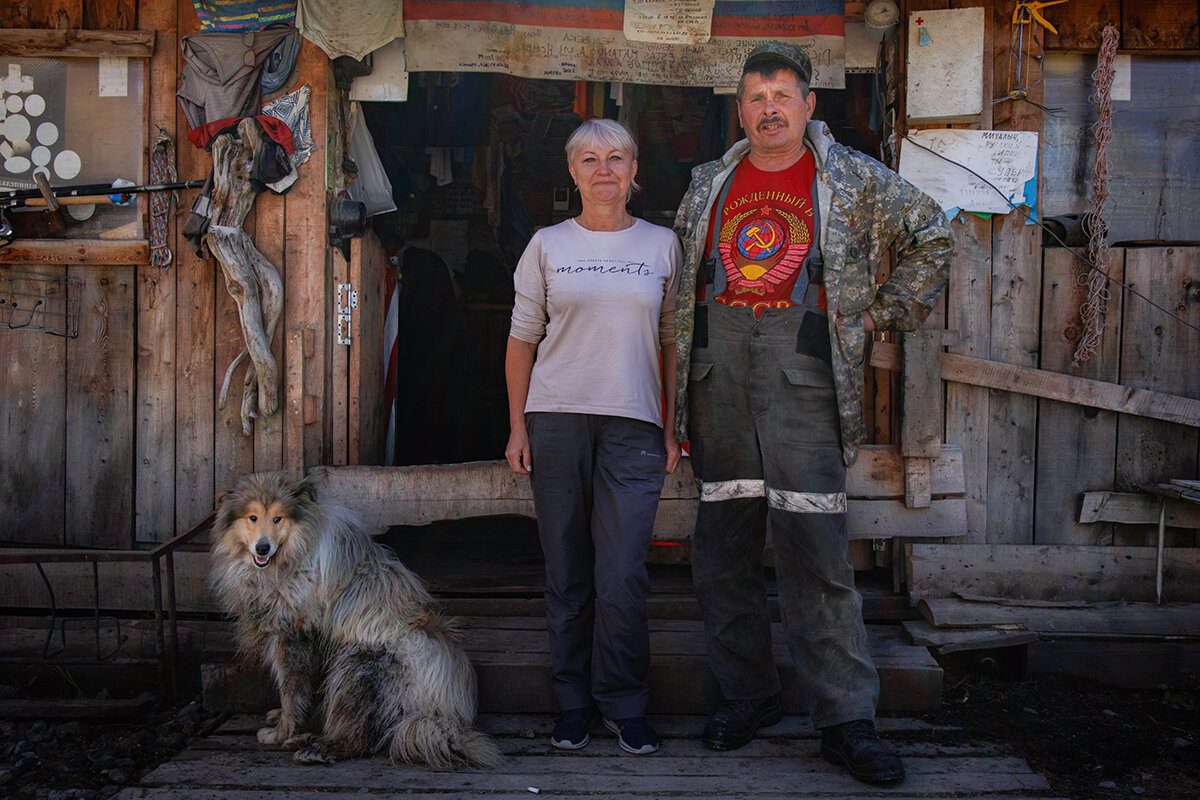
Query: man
672 41 954 785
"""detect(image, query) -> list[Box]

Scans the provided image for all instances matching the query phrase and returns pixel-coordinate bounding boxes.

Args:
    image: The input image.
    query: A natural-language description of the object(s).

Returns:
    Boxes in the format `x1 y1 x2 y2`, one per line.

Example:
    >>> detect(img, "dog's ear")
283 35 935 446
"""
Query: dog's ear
294 475 319 506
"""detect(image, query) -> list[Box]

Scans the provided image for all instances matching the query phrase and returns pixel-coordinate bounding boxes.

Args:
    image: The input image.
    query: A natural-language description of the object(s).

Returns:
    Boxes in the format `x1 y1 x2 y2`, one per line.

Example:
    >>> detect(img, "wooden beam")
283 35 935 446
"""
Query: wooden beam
0 239 150 266
901 330 943 458
1080 492 1200 527
918 596 1200 637
0 28 155 58
907 543 1200 604
870 341 1200 428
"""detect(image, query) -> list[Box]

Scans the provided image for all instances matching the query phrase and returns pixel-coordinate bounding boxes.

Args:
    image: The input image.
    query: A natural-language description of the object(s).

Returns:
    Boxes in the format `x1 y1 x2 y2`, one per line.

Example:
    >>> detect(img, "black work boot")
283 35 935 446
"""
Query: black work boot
820 719 905 784
701 697 784 750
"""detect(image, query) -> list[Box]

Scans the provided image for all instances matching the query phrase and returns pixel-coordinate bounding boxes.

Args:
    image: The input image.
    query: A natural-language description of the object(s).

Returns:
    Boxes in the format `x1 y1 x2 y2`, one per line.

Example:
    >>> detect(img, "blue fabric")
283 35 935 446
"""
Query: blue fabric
193 0 296 31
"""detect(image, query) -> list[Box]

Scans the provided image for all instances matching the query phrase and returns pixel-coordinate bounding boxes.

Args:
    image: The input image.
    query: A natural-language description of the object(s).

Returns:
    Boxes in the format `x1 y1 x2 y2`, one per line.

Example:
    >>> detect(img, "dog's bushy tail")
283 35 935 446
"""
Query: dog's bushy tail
388 714 502 769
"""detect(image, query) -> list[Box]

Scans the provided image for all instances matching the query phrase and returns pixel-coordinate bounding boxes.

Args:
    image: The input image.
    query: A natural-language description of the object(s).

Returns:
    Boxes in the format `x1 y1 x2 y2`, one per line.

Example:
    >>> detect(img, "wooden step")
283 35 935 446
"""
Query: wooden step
200 618 942 715
123 712 1066 800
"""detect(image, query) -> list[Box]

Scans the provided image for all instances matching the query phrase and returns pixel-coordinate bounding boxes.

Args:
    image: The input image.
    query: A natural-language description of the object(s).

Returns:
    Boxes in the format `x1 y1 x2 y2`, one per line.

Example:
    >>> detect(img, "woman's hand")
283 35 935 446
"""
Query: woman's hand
505 427 532 475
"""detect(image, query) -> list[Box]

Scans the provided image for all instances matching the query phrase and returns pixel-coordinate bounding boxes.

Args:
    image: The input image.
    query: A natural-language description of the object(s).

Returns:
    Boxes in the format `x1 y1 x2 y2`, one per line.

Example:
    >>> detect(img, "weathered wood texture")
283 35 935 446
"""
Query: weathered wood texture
200 619 942 716
119 713 1063 800
907 543 1200 604
0 0 337 548
308 447 967 542
1046 0 1199 51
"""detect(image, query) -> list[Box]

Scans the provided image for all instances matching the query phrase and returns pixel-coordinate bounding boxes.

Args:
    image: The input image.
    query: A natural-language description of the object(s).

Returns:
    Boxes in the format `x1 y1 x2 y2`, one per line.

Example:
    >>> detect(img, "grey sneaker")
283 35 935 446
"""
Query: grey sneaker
603 716 659 755
550 707 595 750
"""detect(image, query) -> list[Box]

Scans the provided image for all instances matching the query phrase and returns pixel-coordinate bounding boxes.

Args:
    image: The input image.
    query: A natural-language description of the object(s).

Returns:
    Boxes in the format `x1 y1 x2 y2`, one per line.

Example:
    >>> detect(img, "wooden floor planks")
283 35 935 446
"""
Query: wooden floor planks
114 713 1067 800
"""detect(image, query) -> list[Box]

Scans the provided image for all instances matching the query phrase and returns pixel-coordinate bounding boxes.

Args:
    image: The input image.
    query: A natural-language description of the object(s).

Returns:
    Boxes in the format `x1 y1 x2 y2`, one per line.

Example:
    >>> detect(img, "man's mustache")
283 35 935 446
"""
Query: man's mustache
757 115 787 130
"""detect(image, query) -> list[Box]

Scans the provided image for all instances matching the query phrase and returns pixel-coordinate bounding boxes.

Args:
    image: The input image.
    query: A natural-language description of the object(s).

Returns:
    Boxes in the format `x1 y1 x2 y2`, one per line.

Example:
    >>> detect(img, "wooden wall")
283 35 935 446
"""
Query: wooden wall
902 0 1200 548
0 0 1196 565
0 0 386 548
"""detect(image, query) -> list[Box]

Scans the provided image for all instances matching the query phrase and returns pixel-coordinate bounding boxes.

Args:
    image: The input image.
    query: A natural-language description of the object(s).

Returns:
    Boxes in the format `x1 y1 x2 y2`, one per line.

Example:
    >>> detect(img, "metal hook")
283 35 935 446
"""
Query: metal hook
7 298 42 329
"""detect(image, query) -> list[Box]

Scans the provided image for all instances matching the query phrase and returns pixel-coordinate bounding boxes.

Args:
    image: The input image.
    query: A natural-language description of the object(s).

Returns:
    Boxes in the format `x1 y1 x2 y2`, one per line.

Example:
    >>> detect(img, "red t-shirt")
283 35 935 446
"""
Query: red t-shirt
704 151 824 317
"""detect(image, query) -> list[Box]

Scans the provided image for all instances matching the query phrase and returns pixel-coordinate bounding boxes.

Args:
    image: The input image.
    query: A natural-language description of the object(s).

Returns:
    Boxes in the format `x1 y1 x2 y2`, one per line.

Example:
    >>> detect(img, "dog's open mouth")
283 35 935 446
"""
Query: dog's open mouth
253 553 273 568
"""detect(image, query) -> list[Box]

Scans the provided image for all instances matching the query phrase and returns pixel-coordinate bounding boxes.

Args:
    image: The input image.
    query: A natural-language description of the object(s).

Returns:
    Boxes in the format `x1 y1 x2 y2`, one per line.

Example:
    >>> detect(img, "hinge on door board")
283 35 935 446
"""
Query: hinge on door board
336 283 357 345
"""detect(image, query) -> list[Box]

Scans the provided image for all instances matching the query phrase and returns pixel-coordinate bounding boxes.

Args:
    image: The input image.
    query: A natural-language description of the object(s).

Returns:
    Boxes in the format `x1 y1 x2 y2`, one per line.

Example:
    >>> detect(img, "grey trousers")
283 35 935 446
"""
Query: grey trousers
526 412 667 720
686 301 880 729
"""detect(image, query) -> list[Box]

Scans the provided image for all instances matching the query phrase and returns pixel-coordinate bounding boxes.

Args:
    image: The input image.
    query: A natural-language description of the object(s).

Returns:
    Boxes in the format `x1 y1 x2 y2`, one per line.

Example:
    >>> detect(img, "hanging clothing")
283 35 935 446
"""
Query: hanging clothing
177 27 297 128
295 0 404 60
192 0 296 31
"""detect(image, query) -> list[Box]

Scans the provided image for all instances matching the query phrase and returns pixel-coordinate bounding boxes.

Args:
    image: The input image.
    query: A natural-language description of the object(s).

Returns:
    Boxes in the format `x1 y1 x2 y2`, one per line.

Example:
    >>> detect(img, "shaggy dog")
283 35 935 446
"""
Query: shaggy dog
209 472 501 769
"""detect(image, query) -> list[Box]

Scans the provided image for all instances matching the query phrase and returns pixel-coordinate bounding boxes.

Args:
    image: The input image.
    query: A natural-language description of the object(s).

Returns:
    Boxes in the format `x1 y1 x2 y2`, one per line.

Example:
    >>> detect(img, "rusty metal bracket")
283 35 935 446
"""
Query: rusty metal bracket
0 512 214 699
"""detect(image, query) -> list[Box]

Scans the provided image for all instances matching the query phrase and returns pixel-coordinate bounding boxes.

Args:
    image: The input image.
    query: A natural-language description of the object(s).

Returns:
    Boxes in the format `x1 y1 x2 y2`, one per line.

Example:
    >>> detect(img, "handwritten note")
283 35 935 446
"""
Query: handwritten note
899 129 1039 215
624 0 715 45
404 21 845 89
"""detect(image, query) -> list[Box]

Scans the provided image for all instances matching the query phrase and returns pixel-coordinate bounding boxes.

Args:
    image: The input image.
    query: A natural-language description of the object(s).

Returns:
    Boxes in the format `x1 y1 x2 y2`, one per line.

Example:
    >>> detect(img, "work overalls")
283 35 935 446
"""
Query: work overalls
687 169 880 728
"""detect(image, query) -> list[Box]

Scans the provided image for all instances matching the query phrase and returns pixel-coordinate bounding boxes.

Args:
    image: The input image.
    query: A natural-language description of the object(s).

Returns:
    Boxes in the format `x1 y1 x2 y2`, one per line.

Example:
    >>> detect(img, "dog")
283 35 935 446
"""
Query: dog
209 471 501 769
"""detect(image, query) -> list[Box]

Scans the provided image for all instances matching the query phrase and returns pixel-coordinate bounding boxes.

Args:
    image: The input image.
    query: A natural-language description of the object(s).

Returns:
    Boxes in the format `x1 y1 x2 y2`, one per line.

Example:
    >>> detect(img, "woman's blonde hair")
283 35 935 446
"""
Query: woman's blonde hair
565 118 641 197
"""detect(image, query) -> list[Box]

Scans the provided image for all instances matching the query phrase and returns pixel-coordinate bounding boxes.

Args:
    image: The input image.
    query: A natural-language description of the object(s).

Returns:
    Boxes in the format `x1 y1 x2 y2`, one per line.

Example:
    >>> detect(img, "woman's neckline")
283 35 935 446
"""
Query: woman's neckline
573 214 636 232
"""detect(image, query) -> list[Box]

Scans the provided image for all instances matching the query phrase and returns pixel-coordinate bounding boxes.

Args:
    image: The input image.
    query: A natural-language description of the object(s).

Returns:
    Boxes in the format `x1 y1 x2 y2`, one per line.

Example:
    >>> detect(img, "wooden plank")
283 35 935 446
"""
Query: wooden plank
348 232 386 465
901 324 943 459
1034 248 1123 545
0 265 68 545
283 42 332 472
1044 0 1119 52
848 498 966 540
83 0 137 31
285 328 307 477
907 543 1200 604
904 458 932 509
0 697 150 719
941 351 1200 428
0 28 154 58
902 619 1040 654
987 0 1045 546
0 240 150 266
874 335 1200 427
65 267 135 548
134 0 180 544
331 249 350 465
1079 492 1200 527
1122 0 1200 50
1115 248 1200 546
920 596 1200 637
139 751 1048 797
926 0 990 546
173 0 215 537
309 452 966 539
0 551 213 613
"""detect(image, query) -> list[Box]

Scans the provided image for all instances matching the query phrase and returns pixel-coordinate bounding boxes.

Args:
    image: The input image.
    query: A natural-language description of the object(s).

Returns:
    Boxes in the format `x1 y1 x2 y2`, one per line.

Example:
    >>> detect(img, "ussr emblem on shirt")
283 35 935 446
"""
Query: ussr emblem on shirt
715 204 812 308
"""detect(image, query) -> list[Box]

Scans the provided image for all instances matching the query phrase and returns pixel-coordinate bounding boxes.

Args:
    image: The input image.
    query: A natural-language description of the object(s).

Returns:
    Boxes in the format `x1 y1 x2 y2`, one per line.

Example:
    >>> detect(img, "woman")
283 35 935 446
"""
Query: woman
505 118 682 755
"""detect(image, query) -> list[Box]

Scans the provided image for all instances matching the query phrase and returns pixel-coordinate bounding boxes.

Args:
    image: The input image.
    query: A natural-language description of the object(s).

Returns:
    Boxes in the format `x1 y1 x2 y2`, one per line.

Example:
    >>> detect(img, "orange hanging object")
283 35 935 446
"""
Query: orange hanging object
1013 0 1067 35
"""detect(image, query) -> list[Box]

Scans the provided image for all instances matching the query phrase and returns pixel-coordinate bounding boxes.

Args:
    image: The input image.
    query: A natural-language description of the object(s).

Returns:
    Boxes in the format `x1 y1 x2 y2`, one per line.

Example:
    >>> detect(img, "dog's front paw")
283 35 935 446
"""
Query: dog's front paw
257 722 295 745
294 742 336 765
282 732 314 750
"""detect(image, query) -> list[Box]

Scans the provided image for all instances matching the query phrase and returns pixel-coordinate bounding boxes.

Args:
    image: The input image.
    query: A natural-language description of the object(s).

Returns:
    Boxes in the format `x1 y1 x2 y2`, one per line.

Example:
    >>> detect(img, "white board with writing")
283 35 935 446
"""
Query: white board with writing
624 0 716 44
899 129 1039 215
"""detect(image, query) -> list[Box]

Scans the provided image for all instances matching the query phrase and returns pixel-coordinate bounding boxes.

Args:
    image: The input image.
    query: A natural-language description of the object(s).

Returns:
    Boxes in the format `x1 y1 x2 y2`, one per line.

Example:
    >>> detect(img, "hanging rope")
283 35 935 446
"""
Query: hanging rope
1073 24 1120 365
149 127 177 268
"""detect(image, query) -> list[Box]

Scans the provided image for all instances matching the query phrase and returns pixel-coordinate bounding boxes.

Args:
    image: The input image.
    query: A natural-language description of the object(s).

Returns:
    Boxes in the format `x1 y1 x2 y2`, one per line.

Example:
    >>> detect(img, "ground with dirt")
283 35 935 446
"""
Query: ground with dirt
924 671 1200 800
1 673 1196 799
